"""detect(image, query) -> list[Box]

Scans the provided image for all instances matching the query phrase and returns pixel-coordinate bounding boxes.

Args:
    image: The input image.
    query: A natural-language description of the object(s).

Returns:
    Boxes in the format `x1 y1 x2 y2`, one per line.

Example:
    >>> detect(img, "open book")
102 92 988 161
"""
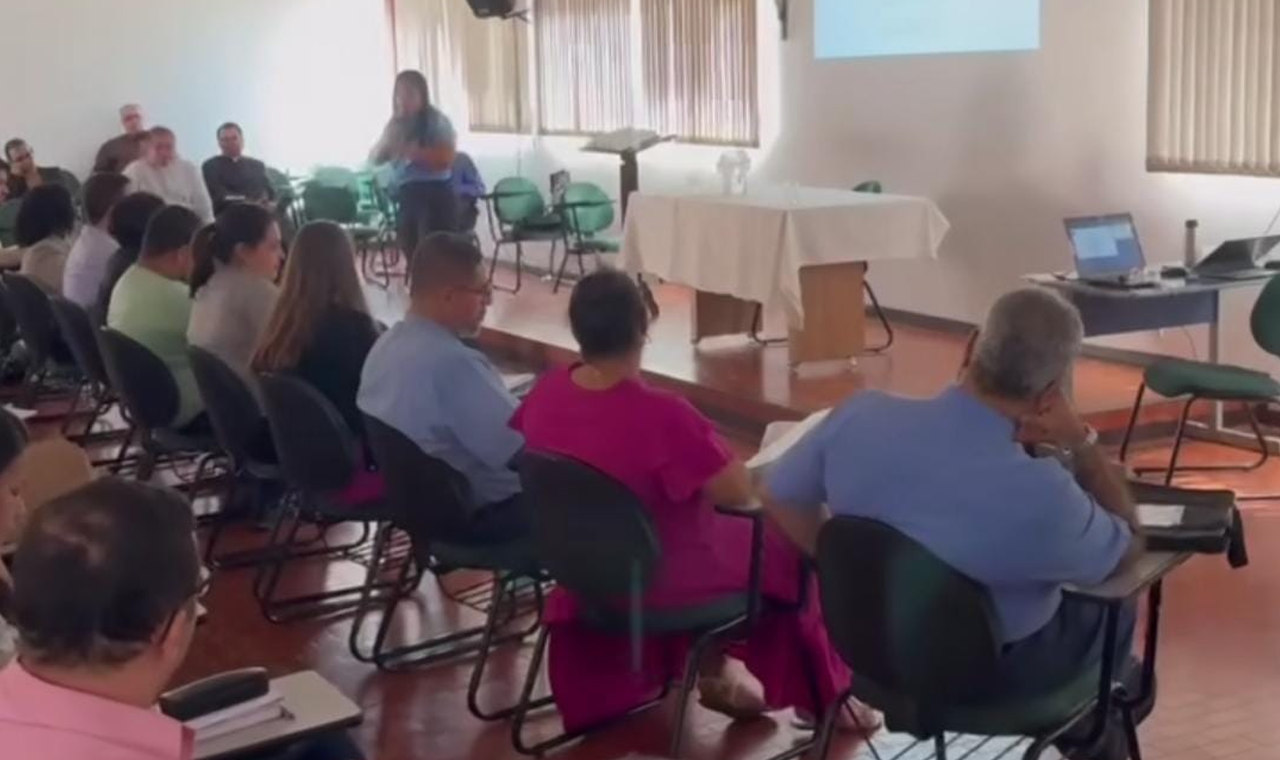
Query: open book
746 408 832 472
188 688 287 742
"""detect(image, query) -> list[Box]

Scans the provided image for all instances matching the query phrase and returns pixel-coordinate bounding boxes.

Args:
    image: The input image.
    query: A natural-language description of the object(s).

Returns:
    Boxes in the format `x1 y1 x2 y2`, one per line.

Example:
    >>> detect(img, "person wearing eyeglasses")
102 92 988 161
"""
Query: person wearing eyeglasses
3 139 66 202
0 478 366 760
358 232 529 544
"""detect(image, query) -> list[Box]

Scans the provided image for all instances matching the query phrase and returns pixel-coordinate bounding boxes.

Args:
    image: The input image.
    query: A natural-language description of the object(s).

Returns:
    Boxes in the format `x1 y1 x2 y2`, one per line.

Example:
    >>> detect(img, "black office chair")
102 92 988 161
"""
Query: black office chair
255 373 405 623
3 273 77 408
49 296 133 460
511 451 765 757
96 328 216 483
809 517 1114 760
357 415 544 720
188 347 284 568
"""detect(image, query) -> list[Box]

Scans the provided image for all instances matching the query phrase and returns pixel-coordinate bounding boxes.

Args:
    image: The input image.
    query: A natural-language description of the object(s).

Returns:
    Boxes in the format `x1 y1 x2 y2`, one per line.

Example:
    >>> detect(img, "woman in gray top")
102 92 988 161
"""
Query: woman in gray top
186 203 282 376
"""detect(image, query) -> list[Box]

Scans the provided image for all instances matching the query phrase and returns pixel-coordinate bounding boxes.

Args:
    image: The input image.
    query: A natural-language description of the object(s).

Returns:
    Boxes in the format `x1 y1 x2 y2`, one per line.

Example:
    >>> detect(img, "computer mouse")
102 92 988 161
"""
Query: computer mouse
1266 260 1280 270
1161 265 1188 278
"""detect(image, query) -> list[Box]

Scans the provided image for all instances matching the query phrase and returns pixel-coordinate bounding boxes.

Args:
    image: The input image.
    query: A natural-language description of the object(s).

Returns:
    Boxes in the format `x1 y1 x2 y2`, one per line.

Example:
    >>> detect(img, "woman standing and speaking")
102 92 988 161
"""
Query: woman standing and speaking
370 70 460 259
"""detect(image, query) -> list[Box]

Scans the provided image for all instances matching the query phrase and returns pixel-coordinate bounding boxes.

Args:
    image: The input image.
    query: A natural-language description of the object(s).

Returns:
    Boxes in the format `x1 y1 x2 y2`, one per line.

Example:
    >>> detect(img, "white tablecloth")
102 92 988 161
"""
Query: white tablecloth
622 186 950 324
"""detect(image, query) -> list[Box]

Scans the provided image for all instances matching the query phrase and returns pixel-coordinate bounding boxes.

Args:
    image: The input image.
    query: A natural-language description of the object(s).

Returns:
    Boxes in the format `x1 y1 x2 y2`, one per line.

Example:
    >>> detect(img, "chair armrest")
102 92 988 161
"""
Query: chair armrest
716 502 765 627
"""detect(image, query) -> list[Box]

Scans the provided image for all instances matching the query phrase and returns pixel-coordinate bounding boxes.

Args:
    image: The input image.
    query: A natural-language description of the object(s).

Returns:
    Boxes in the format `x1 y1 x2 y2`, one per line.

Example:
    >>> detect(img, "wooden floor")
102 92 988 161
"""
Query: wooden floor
38 262 1280 760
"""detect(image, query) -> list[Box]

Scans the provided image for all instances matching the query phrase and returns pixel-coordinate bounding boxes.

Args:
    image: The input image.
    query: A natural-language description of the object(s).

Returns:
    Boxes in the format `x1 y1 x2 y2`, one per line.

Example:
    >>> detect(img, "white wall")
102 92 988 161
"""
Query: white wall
1 0 392 177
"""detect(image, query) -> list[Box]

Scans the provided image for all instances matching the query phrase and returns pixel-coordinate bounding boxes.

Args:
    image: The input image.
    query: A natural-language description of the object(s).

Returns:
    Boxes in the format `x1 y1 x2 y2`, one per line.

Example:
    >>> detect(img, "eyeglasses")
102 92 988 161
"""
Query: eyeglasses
158 566 213 640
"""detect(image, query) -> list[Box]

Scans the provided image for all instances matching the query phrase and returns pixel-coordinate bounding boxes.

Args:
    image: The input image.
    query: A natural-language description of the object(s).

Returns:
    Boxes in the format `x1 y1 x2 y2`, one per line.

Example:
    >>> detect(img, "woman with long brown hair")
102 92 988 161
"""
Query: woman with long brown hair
252 221 377 436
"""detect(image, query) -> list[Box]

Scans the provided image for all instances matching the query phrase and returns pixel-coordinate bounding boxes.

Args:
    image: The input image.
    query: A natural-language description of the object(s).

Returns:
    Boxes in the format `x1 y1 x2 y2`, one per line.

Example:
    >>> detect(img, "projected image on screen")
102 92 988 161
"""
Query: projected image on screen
815 0 1041 59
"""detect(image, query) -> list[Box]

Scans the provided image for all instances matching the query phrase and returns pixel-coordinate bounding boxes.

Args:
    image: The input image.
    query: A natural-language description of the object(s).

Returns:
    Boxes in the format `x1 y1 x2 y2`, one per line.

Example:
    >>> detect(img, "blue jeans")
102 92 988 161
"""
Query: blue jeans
983 596 1138 699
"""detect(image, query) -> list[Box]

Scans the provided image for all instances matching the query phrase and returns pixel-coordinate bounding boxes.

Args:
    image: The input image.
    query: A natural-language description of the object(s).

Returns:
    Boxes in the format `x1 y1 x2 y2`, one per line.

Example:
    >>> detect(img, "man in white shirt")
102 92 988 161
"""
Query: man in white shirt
63 173 130 308
123 127 214 224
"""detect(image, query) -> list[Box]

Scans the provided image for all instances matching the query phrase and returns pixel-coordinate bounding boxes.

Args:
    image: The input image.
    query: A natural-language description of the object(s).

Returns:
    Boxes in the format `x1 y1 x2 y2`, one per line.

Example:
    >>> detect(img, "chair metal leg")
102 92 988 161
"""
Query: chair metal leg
668 617 745 758
749 304 787 346
552 250 573 295
1163 397 1196 485
1119 383 1147 463
467 575 548 721
862 280 895 353
934 734 948 760
348 524 394 663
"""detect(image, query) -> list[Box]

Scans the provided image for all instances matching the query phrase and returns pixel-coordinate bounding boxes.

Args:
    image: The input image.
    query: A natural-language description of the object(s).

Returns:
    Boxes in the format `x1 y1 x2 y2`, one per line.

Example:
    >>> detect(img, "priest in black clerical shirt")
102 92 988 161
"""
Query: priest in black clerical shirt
201 122 274 214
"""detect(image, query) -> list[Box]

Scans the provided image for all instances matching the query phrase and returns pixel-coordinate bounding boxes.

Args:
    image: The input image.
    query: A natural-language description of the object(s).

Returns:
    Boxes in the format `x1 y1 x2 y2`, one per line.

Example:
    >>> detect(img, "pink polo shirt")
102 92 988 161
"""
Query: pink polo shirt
0 660 193 760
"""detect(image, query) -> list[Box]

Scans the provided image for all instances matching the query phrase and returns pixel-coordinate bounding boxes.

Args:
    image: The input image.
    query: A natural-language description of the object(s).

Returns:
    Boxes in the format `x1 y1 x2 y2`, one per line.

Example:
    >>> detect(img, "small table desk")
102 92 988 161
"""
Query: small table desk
1030 272 1277 436
194 671 362 760
623 187 949 365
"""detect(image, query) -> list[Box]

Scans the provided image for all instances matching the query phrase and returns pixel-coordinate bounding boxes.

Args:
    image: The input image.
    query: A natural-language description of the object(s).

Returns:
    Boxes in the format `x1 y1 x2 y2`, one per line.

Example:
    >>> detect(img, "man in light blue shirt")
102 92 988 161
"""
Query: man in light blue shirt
358 232 526 543
766 288 1139 706
63 172 129 307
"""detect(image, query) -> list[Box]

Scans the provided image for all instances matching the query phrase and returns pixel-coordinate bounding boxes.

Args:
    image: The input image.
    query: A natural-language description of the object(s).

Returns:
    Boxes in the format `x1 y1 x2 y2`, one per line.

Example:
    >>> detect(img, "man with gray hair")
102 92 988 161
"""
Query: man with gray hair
763 287 1139 749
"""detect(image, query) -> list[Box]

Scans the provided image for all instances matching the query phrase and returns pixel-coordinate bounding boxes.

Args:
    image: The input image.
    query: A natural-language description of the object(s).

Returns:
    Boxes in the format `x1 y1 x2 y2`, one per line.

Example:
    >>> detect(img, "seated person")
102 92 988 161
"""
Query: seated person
0 477 365 760
0 408 30 667
107 205 206 430
512 270 877 731
95 191 165 323
124 127 214 224
94 103 150 174
187 203 281 378
6 184 76 292
63 172 129 307
358 233 526 543
0 159 9 203
764 288 1140 753
201 123 275 214
254 221 379 436
3 139 66 201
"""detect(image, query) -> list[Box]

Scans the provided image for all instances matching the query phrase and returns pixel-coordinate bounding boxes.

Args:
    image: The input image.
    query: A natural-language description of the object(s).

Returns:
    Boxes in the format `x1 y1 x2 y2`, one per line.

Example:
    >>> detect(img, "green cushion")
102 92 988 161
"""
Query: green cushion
868 665 1099 739
1145 358 1280 401
577 237 621 253
581 593 748 635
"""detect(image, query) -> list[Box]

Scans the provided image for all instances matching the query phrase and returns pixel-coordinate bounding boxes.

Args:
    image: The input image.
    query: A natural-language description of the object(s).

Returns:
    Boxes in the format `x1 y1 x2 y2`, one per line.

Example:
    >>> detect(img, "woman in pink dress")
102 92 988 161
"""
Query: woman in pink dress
511 270 876 733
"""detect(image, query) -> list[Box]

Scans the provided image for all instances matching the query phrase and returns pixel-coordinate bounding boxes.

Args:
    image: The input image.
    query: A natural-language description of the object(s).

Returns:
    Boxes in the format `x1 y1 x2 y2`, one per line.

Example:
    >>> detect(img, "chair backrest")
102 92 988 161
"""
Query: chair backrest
189 346 267 466
4 273 61 364
816 516 1000 707
301 184 359 225
309 165 361 192
1251 273 1280 357
362 414 482 560
853 180 883 194
519 451 660 606
97 328 181 431
257 373 357 496
491 176 548 226
561 182 614 237
49 296 109 387
0 200 21 247
0 280 21 353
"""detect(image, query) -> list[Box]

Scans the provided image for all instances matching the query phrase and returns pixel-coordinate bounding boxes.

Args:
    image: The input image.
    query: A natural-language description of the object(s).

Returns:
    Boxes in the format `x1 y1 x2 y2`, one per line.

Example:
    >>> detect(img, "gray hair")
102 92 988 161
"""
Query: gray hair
970 287 1083 400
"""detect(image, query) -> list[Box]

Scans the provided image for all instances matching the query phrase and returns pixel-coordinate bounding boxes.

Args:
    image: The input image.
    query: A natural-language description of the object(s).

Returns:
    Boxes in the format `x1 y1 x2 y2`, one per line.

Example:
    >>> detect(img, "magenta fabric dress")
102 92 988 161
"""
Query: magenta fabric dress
511 366 850 731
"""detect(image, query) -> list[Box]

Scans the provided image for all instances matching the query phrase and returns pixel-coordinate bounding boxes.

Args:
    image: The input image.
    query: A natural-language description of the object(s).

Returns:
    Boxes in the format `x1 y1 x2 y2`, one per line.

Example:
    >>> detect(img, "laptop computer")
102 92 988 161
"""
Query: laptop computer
1064 213 1155 287
1193 235 1280 281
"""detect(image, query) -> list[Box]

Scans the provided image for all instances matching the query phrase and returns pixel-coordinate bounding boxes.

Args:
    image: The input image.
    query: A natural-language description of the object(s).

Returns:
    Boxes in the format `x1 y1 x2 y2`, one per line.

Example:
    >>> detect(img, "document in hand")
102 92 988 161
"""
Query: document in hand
747 408 832 472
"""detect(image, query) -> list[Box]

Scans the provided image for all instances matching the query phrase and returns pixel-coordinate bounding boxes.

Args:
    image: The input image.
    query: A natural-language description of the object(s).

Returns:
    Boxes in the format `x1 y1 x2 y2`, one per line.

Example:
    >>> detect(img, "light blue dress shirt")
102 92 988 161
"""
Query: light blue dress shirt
357 315 522 505
767 385 1132 643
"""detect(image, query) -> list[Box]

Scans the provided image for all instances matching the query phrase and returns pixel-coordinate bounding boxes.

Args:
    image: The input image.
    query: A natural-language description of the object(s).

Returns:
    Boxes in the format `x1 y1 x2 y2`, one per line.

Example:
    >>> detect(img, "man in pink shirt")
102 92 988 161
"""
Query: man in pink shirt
0 478 366 760
0 478 200 760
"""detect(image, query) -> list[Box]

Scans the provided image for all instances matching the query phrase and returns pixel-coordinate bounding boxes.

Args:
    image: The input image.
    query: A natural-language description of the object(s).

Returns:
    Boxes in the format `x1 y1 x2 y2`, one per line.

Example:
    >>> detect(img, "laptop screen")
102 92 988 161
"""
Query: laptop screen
1065 214 1145 277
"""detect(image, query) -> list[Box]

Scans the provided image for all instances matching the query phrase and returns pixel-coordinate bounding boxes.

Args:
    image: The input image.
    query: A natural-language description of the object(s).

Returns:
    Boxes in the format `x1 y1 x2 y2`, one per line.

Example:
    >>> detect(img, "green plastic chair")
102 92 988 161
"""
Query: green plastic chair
1119 274 1280 493
484 176 563 294
552 181 620 294
812 516 1110 760
0 199 20 248
511 450 765 757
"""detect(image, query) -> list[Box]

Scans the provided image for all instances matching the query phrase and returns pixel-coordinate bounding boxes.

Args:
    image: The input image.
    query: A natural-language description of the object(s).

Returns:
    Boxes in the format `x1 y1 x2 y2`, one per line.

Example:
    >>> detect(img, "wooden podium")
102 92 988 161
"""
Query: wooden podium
692 262 868 365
